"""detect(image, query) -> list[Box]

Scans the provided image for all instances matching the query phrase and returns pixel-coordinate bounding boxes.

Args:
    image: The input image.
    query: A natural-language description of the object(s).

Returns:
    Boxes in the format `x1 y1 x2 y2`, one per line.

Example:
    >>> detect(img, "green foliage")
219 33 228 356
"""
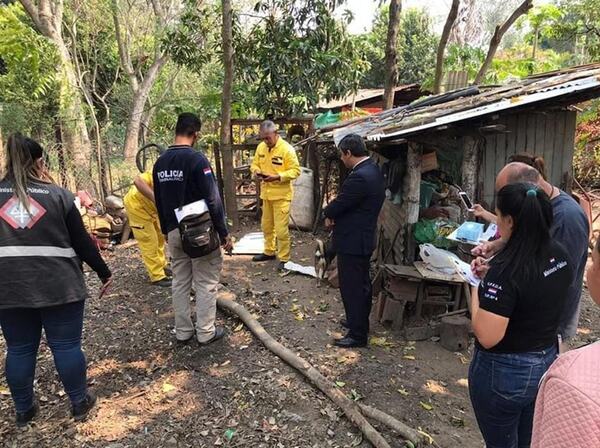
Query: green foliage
443 44 485 81
235 0 368 116
360 6 437 88
486 45 571 83
0 3 59 138
0 3 58 102
162 0 219 73
574 100 600 187
555 0 600 63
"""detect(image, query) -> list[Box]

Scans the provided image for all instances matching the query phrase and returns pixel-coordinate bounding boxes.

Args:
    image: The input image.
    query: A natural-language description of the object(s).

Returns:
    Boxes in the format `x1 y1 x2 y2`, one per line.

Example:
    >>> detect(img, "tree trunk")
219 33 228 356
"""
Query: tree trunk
220 0 238 228
123 57 167 161
19 0 94 190
473 0 533 85
433 0 460 94
383 0 402 110
52 35 94 189
0 123 4 166
404 142 422 264
461 136 479 203
532 28 538 61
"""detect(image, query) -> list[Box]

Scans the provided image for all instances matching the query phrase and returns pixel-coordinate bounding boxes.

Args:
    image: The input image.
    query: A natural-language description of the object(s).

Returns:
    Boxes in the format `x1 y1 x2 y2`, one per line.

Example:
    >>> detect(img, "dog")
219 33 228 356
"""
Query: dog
315 236 336 287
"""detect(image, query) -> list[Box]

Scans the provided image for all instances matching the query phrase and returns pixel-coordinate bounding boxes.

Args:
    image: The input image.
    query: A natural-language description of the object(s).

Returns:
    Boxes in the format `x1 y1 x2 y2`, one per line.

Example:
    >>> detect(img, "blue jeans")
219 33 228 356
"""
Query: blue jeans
0 301 88 413
469 345 557 448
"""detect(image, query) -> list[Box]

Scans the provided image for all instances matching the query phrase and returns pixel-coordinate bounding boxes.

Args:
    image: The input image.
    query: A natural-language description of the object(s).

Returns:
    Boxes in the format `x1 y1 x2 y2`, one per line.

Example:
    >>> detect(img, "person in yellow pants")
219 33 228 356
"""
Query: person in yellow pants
123 169 171 287
250 120 300 271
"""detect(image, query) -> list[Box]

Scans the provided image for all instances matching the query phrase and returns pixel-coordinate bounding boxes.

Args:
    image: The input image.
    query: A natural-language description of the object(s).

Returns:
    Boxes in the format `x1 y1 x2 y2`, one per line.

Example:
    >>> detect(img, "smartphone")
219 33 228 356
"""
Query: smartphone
459 191 474 211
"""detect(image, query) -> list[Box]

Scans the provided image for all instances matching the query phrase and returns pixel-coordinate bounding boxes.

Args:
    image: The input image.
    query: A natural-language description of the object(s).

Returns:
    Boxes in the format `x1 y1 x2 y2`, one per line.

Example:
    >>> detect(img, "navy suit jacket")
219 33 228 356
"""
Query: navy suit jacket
323 158 385 256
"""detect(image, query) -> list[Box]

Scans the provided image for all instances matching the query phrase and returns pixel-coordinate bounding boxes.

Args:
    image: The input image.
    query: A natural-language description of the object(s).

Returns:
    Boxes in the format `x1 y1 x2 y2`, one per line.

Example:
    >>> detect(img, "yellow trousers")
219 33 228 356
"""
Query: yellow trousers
125 203 167 282
261 199 291 262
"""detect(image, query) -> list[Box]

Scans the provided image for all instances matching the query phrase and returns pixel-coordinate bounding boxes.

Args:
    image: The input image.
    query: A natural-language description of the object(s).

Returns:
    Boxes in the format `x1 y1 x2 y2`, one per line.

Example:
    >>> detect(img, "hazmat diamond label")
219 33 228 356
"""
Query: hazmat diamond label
0 195 47 229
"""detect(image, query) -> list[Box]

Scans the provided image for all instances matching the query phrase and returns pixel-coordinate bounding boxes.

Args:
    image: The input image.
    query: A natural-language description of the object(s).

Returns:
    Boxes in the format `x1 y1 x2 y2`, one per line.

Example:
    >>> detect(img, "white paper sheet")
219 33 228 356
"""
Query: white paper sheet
283 261 317 278
231 232 265 255
174 200 208 223
450 257 481 287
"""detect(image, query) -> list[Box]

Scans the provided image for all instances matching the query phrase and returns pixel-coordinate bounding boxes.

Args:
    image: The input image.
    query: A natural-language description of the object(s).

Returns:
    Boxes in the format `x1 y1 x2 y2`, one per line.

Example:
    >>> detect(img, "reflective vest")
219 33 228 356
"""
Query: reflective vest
0 179 86 309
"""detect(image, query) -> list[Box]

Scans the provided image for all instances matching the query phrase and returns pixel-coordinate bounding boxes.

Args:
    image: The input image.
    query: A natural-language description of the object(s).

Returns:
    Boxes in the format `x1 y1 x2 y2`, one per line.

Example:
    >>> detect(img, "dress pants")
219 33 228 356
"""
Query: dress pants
337 253 372 342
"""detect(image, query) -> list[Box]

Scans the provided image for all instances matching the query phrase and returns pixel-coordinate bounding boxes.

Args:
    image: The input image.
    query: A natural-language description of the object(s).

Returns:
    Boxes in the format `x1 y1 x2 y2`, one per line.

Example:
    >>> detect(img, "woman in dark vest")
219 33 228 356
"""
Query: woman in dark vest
0 134 111 426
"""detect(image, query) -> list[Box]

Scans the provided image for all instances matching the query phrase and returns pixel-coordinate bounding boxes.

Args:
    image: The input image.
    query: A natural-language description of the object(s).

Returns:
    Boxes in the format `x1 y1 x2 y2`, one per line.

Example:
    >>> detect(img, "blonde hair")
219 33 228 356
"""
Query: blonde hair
3 133 46 213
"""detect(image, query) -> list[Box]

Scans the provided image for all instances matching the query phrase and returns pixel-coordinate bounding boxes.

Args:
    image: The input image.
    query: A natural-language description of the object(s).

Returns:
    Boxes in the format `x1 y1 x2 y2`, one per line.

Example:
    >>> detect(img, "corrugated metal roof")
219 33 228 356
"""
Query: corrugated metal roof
317 84 418 110
309 63 600 146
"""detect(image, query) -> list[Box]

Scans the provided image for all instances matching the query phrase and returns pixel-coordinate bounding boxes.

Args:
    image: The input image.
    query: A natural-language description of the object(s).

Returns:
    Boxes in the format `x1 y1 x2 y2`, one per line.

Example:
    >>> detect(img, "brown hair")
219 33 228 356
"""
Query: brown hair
508 153 547 180
2 134 46 213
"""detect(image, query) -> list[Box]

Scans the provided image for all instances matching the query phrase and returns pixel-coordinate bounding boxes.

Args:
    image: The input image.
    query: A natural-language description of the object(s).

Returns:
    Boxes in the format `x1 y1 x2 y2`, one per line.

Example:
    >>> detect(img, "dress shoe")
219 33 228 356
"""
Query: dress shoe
334 336 367 348
72 392 97 422
340 319 349 329
16 403 38 427
199 326 226 345
278 261 290 272
152 278 172 288
252 253 277 262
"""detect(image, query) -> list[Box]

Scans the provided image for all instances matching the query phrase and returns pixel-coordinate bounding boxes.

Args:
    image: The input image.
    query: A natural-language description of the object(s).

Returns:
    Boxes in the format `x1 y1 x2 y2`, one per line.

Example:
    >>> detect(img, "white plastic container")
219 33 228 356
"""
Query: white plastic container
290 167 315 230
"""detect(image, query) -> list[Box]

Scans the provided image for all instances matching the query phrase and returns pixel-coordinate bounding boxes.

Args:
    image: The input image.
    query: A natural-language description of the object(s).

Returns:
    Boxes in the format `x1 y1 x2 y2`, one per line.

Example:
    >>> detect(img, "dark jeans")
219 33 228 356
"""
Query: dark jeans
0 301 88 413
469 344 557 448
337 253 372 342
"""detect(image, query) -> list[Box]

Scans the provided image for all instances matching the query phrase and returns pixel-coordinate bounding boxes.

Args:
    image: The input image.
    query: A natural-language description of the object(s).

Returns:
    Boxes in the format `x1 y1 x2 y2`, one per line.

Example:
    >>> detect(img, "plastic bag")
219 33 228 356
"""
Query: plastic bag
419 244 461 274
414 219 458 249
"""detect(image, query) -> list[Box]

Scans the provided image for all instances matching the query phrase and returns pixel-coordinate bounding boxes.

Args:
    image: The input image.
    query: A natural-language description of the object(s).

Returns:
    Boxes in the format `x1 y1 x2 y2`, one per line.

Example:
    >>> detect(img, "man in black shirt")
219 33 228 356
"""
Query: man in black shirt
153 113 232 345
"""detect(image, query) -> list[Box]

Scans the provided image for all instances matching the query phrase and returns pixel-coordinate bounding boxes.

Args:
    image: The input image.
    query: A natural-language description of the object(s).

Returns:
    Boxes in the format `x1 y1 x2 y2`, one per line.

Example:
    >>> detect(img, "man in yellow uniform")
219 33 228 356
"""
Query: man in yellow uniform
250 120 301 270
124 169 171 287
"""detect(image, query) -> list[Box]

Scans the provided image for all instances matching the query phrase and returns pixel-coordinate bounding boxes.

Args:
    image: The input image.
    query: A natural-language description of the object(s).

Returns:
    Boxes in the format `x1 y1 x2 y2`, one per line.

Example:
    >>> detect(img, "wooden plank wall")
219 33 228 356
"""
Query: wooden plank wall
371 151 407 265
480 109 577 207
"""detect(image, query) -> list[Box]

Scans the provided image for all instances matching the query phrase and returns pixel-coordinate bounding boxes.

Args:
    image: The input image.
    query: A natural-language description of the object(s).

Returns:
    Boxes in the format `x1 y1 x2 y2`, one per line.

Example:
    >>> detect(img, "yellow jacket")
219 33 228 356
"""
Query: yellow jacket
123 170 157 219
250 137 300 201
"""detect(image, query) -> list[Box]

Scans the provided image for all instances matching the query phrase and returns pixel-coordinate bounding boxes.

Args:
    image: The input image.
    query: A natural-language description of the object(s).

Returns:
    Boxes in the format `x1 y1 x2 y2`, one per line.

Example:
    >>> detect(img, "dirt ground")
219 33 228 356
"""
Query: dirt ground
1 226 599 448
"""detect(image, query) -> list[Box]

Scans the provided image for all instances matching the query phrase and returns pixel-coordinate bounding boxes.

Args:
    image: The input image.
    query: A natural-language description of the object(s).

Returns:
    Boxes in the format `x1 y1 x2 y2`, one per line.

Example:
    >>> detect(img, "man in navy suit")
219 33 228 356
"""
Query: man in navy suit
323 134 385 348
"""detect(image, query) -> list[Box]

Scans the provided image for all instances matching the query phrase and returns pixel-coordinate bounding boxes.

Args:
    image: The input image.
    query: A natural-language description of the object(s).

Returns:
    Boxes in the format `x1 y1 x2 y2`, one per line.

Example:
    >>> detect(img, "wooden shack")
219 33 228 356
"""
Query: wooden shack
306 64 600 335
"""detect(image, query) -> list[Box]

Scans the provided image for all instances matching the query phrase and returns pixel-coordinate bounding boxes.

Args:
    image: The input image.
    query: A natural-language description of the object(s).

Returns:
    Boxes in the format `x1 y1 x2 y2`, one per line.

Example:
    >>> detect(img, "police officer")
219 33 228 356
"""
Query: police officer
153 113 233 345
124 167 171 287
250 120 300 270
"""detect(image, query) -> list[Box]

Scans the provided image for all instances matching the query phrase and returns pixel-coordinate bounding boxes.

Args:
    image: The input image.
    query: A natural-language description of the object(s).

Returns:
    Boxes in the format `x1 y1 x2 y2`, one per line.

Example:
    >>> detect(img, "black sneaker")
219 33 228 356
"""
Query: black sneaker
252 253 276 262
198 326 226 346
152 278 172 288
164 267 173 277
72 392 97 422
16 403 38 428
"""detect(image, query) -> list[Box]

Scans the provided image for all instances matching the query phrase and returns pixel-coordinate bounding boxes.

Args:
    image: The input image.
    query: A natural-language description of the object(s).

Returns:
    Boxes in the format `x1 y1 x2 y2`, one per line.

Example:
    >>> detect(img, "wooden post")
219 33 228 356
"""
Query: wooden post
307 141 321 225
404 142 422 263
461 136 480 202
213 142 225 202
